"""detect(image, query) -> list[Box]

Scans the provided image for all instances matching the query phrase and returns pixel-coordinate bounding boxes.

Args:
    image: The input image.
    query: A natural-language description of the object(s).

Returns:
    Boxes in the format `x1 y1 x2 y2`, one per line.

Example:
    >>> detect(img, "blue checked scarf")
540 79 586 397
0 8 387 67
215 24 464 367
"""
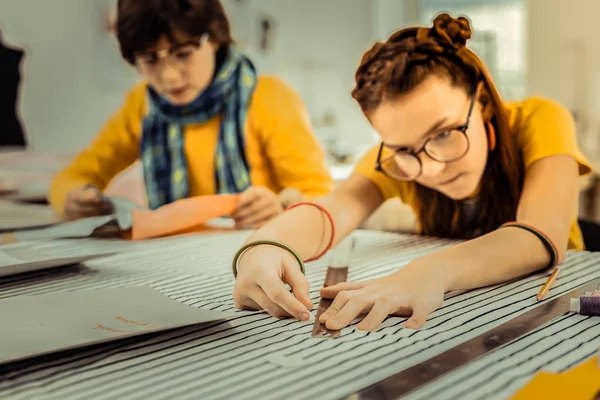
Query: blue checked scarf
140 48 257 210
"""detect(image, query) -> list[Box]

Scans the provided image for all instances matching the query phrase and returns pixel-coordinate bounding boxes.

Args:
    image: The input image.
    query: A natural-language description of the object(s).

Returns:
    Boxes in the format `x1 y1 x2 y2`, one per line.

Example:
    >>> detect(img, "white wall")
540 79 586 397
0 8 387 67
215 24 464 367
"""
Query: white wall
373 0 420 40
0 0 138 152
1 0 419 154
6 0 600 156
223 0 379 153
419 0 528 100
528 0 600 154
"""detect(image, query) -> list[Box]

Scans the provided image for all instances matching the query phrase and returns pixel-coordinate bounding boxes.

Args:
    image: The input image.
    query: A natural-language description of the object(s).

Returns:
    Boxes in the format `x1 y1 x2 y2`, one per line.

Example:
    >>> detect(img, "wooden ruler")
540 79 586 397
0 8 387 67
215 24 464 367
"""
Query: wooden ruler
312 236 354 339
349 277 600 399
312 266 349 338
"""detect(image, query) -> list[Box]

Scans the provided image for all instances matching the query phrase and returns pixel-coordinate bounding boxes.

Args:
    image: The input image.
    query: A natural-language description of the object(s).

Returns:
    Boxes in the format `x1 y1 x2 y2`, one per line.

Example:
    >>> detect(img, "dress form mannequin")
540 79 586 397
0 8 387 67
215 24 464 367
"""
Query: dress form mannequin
0 30 26 148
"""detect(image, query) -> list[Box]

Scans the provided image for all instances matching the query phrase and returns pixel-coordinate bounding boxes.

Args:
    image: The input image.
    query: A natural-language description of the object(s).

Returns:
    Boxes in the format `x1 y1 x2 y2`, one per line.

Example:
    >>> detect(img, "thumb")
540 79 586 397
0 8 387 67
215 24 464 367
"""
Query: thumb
282 254 313 310
237 186 257 208
405 303 432 330
278 187 303 209
81 186 104 203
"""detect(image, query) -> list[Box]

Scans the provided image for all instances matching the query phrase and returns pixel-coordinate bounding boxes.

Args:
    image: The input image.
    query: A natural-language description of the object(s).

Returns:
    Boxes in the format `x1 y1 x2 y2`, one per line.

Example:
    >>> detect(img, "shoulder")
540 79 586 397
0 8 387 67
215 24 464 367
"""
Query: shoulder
246 75 311 137
250 75 303 107
124 81 148 110
108 81 148 140
255 75 295 92
505 96 574 133
505 97 591 175
112 81 149 124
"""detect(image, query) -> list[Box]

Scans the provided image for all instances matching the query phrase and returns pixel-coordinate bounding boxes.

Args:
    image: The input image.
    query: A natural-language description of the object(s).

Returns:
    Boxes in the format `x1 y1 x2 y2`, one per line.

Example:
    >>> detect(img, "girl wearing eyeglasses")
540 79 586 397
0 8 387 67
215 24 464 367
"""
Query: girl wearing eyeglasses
232 14 592 331
49 0 333 227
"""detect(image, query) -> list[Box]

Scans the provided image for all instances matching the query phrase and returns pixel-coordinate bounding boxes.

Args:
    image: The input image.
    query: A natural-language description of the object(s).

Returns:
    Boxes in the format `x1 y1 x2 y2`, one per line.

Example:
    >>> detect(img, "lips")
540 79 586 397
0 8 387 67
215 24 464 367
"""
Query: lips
168 87 188 97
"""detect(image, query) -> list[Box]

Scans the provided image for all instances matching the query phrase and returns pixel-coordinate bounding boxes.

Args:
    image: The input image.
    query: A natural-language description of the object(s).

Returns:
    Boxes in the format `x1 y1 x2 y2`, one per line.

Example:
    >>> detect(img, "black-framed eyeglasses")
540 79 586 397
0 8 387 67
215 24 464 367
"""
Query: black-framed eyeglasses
375 90 477 181
133 32 209 75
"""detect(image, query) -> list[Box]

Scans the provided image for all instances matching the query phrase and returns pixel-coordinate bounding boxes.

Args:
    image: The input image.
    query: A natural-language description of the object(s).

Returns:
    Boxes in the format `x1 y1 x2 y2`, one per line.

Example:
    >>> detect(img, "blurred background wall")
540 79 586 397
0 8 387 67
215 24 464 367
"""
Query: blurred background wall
2 0 600 219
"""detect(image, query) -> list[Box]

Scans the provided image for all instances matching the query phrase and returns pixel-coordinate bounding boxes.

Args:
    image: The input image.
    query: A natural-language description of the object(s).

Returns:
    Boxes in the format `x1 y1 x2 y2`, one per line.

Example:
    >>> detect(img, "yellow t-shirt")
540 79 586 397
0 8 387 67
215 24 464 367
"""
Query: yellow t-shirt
353 97 592 250
49 75 334 214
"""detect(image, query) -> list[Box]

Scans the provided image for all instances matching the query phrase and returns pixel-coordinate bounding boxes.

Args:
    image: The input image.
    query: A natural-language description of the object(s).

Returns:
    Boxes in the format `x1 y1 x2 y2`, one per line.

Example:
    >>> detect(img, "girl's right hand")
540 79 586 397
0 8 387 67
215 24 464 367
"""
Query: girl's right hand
63 185 113 220
233 244 313 320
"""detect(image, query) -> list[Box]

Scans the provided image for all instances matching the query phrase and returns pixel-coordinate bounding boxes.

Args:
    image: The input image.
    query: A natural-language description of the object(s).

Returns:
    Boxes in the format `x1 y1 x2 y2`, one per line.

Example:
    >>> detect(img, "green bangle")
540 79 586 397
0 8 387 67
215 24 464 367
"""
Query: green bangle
232 240 305 278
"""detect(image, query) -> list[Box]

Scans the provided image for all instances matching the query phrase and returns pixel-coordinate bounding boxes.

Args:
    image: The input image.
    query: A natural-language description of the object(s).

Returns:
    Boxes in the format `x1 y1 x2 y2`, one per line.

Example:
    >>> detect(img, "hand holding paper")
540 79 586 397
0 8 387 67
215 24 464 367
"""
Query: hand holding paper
232 186 283 229
64 185 113 220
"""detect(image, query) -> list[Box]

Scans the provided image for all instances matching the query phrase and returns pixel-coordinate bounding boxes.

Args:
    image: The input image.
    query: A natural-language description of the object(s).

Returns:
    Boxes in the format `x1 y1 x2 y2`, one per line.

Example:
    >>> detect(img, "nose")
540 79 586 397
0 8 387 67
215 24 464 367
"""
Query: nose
157 59 183 86
419 154 446 178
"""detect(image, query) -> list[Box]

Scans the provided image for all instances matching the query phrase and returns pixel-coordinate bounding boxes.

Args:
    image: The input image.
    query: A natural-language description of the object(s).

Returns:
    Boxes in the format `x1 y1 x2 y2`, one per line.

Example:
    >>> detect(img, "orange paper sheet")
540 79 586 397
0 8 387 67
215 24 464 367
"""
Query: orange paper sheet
512 356 600 400
132 194 240 240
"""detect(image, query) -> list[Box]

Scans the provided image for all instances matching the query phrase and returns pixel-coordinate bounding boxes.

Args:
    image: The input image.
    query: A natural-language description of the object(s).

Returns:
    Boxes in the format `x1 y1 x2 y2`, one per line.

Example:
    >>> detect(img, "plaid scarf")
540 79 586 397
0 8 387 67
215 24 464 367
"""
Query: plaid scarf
140 48 257 210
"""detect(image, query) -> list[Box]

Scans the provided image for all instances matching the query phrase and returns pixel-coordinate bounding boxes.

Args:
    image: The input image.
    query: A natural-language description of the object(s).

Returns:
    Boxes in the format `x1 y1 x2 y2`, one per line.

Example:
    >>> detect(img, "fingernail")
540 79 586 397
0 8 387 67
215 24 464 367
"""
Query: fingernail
299 313 309 321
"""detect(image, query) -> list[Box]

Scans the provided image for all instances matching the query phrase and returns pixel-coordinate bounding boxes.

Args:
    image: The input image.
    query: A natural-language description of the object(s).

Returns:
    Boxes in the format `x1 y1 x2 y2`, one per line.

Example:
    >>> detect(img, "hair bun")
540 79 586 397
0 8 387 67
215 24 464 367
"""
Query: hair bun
432 13 472 48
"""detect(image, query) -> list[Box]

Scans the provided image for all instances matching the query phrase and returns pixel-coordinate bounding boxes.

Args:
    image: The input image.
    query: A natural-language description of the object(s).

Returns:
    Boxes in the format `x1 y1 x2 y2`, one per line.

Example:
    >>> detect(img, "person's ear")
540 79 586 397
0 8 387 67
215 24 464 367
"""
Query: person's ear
485 121 496 151
477 81 494 121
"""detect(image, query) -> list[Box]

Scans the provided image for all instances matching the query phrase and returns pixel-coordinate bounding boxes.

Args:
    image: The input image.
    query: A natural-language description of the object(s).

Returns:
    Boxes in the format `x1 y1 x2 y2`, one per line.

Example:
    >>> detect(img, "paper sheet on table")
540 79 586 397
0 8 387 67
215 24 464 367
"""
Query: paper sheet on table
0 246 113 277
132 194 240 240
0 286 234 365
511 356 600 399
9 197 138 242
13 215 117 241
108 196 143 230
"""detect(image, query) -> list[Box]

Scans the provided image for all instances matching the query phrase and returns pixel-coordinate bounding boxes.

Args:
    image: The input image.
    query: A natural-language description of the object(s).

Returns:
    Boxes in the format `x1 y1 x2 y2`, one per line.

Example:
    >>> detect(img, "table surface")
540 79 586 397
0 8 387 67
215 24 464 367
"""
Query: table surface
0 199 59 232
0 231 599 400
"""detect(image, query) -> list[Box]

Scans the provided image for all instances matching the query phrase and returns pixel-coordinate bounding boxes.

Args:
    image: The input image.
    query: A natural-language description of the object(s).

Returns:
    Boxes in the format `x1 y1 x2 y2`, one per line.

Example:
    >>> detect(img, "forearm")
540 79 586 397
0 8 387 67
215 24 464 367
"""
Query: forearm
246 176 383 260
247 197 354 260
48 172 90 215
419 227 551 292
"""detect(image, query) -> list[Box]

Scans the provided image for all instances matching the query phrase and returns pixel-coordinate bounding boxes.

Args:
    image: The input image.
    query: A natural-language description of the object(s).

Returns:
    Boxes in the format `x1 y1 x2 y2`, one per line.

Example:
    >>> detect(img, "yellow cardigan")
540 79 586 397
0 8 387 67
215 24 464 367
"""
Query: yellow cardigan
49 75 334 214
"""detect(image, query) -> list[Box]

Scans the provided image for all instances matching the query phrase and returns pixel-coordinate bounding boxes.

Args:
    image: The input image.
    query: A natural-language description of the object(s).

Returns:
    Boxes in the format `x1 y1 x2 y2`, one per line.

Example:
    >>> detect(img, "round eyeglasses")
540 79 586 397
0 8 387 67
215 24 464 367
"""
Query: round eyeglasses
375 91 476 181
133 33 209 76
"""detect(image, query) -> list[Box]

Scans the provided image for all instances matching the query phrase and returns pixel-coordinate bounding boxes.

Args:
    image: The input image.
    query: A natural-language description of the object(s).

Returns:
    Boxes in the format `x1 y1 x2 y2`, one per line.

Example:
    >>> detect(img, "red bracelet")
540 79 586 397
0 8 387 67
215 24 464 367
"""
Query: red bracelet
285 201 335 262
500 221 559 268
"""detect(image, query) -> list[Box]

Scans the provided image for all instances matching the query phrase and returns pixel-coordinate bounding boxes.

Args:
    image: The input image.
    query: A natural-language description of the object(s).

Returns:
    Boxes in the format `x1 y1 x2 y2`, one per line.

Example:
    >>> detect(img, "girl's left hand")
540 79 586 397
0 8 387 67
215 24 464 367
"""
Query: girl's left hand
319 263 447 331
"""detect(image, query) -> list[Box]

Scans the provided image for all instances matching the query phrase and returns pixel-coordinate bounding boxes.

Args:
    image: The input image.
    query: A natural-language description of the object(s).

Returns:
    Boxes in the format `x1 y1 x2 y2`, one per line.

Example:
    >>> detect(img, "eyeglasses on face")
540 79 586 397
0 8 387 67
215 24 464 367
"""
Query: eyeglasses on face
375 90 477 181
133 32 209 75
